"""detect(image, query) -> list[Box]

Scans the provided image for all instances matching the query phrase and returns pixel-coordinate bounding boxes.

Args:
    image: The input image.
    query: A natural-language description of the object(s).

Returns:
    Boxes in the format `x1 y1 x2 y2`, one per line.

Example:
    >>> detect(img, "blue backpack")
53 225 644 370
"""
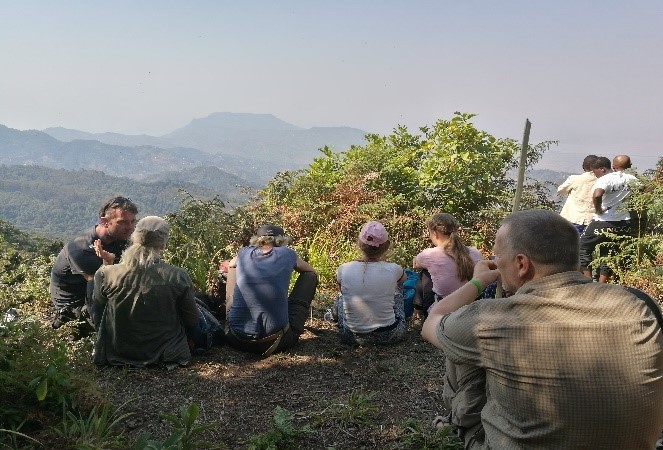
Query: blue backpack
402 269 419 319
187 299 223 355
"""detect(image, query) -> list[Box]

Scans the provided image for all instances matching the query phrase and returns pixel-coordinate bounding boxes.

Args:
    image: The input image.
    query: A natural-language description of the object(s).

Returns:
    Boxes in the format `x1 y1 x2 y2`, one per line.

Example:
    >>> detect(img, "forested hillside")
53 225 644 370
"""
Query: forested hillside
0 124 281 183
0 166 225 239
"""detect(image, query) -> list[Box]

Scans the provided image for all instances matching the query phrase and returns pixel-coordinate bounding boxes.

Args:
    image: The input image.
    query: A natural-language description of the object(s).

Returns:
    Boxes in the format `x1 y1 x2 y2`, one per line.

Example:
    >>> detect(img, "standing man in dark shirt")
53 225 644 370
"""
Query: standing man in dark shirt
50 196 138 328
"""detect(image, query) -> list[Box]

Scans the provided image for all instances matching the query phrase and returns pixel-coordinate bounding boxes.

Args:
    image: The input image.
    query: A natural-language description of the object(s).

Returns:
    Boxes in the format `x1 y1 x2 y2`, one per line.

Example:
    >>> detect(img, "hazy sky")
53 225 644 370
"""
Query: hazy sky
1 1 661 171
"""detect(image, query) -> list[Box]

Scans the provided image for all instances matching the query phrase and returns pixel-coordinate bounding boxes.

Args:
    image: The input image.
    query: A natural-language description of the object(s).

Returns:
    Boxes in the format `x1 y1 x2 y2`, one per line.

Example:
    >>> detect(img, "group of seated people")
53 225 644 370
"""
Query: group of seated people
50 197 481 366
56 189 650 365
49 196 663 448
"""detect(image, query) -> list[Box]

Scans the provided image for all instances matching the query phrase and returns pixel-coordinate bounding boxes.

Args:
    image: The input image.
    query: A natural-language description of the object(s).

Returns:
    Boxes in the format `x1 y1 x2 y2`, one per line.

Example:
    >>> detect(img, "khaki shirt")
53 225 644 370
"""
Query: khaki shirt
558 171 596 225
438 272 663 449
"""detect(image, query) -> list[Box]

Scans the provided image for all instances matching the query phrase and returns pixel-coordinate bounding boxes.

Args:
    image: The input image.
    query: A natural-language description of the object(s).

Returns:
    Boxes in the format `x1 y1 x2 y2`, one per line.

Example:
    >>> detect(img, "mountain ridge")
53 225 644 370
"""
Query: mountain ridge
39 112 368 164
1 122 311 185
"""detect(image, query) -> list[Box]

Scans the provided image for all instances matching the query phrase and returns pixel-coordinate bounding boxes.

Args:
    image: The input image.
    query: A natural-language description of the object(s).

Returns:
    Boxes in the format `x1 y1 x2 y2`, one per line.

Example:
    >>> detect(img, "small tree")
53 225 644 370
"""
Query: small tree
163 192 253 291
611 159 663 298
255 113 553 287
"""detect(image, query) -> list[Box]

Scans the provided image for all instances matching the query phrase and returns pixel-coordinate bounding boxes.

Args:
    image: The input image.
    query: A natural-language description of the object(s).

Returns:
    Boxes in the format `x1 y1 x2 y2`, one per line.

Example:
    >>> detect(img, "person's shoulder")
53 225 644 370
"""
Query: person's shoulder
70 226 95 243
67 228 96 253
418 246 444 259
97 262 125 278
594 173 615 187
155 262 192 281
338 260 359 270
275 246 297 257
603 171 621 181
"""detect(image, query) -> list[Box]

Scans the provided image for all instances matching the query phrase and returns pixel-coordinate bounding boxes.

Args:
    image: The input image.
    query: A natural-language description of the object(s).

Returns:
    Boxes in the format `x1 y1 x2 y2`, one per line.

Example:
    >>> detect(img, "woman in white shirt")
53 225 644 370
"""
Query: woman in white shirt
333 221 406 345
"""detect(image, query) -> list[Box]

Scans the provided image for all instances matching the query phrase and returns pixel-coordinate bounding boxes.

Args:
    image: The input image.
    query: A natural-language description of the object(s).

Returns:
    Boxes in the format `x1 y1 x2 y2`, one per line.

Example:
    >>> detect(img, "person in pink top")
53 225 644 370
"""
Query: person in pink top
413 213 483 317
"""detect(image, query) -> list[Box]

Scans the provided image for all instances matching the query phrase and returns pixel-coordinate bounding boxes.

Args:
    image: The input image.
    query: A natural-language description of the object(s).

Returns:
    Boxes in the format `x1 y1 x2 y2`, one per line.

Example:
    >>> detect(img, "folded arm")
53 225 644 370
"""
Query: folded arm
421 260 499 349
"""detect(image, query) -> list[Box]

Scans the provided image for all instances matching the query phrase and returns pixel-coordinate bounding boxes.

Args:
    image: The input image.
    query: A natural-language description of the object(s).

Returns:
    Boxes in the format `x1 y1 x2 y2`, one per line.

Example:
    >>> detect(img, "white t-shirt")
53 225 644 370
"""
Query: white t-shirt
336 261 404 333
593 171 637 222
414 246 483 297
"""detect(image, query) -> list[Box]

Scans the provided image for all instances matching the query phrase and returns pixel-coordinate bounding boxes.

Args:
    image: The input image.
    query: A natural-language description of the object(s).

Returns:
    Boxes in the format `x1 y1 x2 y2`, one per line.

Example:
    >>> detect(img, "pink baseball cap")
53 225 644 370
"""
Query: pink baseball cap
359 221 388 247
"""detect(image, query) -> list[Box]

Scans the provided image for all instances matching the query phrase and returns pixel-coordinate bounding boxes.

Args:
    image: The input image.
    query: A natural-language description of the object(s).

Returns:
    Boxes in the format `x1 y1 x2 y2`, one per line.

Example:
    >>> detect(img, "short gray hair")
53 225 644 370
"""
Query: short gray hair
120 216 170 268
500 210 579 270
249 235 292 247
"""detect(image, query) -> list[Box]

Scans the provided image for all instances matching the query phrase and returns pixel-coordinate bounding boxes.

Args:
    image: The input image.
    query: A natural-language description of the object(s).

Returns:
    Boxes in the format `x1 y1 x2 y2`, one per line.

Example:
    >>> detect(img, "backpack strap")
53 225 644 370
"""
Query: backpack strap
623 287 663 330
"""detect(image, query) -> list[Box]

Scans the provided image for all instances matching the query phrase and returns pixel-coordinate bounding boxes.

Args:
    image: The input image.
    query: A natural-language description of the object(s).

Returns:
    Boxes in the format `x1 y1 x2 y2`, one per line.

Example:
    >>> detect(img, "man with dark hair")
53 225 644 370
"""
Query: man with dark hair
50 196 138 329
422 209 663 449
579 154 637 282
557 154 598 234
224 224 318 356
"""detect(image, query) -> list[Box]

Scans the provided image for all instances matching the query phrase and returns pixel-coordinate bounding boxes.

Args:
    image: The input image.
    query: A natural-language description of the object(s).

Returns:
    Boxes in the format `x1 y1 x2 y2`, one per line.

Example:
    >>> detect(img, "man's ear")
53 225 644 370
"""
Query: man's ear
515 254 532 279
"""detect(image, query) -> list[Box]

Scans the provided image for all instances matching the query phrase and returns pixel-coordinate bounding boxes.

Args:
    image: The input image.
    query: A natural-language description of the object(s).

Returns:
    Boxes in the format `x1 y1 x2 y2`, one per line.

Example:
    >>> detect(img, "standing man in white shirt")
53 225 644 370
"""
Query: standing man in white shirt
579 155 637 283
557 154 598 234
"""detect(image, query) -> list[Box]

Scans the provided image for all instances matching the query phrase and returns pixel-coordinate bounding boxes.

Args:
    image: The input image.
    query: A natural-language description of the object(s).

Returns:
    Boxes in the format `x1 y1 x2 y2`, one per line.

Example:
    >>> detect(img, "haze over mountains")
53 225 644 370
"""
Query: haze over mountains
0 112 369 238
39 112 367 176
2 112 368 184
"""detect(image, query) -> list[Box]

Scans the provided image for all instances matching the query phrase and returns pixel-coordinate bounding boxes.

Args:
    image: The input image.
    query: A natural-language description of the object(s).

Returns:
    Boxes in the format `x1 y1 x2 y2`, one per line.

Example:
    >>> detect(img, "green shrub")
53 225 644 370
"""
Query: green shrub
134 403 224 450
248 407 311 450
395 418 463 450
313 390 379 429
252 114 554 288
163 192 253 291
0 222 102 446
53 401 132 450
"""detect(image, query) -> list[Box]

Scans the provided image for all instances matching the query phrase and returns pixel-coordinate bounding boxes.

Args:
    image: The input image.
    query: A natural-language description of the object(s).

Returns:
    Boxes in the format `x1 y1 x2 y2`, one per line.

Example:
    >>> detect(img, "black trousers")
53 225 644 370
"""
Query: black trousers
414 269 435 317
579 220 632 277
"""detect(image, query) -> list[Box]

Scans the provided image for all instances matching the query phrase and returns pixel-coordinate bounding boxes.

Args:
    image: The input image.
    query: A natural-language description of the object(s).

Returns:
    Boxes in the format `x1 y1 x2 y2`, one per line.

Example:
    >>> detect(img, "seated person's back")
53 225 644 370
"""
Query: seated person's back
228 244 296 337
422 209 663 449
413 213 482 316
224 224 318 356
93 216 199 367
334 221 407 345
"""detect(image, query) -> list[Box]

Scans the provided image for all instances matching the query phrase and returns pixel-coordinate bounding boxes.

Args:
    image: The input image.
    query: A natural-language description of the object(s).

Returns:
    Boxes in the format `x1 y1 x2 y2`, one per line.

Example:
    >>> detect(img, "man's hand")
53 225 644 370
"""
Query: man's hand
93 239 116 265
472 260 500 288
593 188 606 215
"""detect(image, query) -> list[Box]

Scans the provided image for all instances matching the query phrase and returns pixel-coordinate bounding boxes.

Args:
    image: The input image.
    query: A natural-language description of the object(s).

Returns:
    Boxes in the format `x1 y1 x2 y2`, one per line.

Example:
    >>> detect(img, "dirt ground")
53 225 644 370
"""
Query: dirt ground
97 310 452 449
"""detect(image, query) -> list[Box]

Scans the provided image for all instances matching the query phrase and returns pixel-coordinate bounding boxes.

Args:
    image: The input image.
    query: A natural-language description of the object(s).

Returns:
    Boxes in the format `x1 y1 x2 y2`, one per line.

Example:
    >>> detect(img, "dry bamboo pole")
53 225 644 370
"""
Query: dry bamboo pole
512 119 532 214
496 119 532 299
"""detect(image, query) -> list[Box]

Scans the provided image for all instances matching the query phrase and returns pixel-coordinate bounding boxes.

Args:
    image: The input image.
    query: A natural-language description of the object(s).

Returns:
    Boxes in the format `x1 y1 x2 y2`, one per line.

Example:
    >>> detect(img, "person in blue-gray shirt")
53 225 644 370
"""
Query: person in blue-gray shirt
224 224 318 356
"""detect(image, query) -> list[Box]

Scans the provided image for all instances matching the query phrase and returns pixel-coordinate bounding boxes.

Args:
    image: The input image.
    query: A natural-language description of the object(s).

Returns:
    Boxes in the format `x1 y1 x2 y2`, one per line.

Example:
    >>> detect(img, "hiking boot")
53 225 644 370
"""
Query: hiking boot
51 314 70 329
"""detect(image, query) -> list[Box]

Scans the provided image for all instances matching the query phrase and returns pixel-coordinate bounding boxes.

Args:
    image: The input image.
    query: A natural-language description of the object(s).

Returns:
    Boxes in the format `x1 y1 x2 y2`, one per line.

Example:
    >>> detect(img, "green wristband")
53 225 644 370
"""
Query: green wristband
469 279 483 297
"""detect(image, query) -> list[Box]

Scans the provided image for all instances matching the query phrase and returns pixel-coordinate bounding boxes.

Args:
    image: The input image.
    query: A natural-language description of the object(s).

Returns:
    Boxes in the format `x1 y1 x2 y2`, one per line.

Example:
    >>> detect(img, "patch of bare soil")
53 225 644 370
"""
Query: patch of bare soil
98 314 450 449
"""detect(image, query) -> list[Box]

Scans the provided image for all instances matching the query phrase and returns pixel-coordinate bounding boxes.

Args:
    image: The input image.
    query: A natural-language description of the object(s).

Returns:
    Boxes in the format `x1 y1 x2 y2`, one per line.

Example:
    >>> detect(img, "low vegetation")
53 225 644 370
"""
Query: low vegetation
0 115 661 448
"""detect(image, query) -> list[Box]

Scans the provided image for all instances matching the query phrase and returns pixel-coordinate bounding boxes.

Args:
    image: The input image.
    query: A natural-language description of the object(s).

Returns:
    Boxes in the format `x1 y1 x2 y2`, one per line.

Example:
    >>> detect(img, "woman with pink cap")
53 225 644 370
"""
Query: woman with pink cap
332 221 407 345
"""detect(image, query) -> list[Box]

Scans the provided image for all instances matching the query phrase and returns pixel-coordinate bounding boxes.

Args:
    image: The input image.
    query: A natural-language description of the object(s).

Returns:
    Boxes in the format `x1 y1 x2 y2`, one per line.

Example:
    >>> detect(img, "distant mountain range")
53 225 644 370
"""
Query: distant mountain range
41 112 367 166
0 112 574 239
1 112 368 187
